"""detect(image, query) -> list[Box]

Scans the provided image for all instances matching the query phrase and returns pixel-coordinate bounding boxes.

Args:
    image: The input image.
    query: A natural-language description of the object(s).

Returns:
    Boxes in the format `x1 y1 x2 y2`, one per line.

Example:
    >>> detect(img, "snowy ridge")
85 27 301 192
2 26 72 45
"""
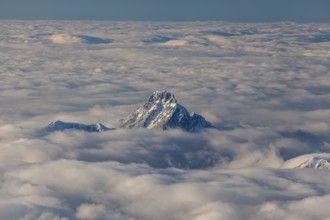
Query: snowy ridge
119 90 214 132
43 120 112 133
282 153 330 169
43 91 214 133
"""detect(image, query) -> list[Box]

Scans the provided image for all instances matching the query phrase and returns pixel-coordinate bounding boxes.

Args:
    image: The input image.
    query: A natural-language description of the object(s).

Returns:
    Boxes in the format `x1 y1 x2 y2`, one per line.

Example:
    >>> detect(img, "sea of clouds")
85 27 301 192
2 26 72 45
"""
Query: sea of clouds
1 20 330 219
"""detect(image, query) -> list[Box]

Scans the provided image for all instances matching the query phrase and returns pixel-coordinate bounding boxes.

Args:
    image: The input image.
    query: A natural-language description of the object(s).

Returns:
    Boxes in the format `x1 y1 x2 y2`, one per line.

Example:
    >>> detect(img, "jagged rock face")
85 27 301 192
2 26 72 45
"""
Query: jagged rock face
119 90 214 132
44 120 111 133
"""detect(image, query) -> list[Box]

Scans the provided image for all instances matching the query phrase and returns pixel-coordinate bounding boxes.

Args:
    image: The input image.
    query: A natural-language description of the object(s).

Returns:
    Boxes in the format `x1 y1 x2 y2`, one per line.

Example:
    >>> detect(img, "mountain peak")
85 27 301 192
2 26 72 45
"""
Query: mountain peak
42 91 215 134
120 91 214 132
148 90 177 104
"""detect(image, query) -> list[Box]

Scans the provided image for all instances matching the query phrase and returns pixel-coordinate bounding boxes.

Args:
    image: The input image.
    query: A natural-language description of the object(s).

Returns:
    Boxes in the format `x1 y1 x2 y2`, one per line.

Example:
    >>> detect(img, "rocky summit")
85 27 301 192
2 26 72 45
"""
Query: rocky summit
119 90 214 132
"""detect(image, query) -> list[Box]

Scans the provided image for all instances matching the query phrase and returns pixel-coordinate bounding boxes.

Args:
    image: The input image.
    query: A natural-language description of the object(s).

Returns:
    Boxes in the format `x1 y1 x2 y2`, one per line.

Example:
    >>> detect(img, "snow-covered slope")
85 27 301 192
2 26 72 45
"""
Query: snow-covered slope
42 91 213 133
282 153 330 169
43 120 112 133
119 90 215 132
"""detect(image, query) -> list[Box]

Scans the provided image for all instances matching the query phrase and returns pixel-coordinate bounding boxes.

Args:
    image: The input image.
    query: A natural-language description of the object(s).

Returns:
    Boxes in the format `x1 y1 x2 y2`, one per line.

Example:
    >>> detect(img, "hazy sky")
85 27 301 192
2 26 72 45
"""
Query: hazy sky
1 0 330 22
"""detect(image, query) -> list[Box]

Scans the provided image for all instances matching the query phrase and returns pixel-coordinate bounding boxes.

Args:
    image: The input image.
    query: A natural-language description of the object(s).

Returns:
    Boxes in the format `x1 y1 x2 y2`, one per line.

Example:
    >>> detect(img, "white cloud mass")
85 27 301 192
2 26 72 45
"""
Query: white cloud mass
0 20 330 219
50 34 83 44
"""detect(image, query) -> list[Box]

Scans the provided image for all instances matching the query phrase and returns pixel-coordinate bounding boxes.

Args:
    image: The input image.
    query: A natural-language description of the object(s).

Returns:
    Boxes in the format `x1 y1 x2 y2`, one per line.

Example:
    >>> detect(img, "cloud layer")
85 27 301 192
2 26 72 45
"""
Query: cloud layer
2 160 330 220
0 20 330 219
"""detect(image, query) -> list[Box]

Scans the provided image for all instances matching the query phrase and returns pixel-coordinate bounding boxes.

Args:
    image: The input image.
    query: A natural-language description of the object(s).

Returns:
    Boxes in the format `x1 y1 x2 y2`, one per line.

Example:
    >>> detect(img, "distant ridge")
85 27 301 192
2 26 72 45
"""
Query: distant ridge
43 120 112 133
